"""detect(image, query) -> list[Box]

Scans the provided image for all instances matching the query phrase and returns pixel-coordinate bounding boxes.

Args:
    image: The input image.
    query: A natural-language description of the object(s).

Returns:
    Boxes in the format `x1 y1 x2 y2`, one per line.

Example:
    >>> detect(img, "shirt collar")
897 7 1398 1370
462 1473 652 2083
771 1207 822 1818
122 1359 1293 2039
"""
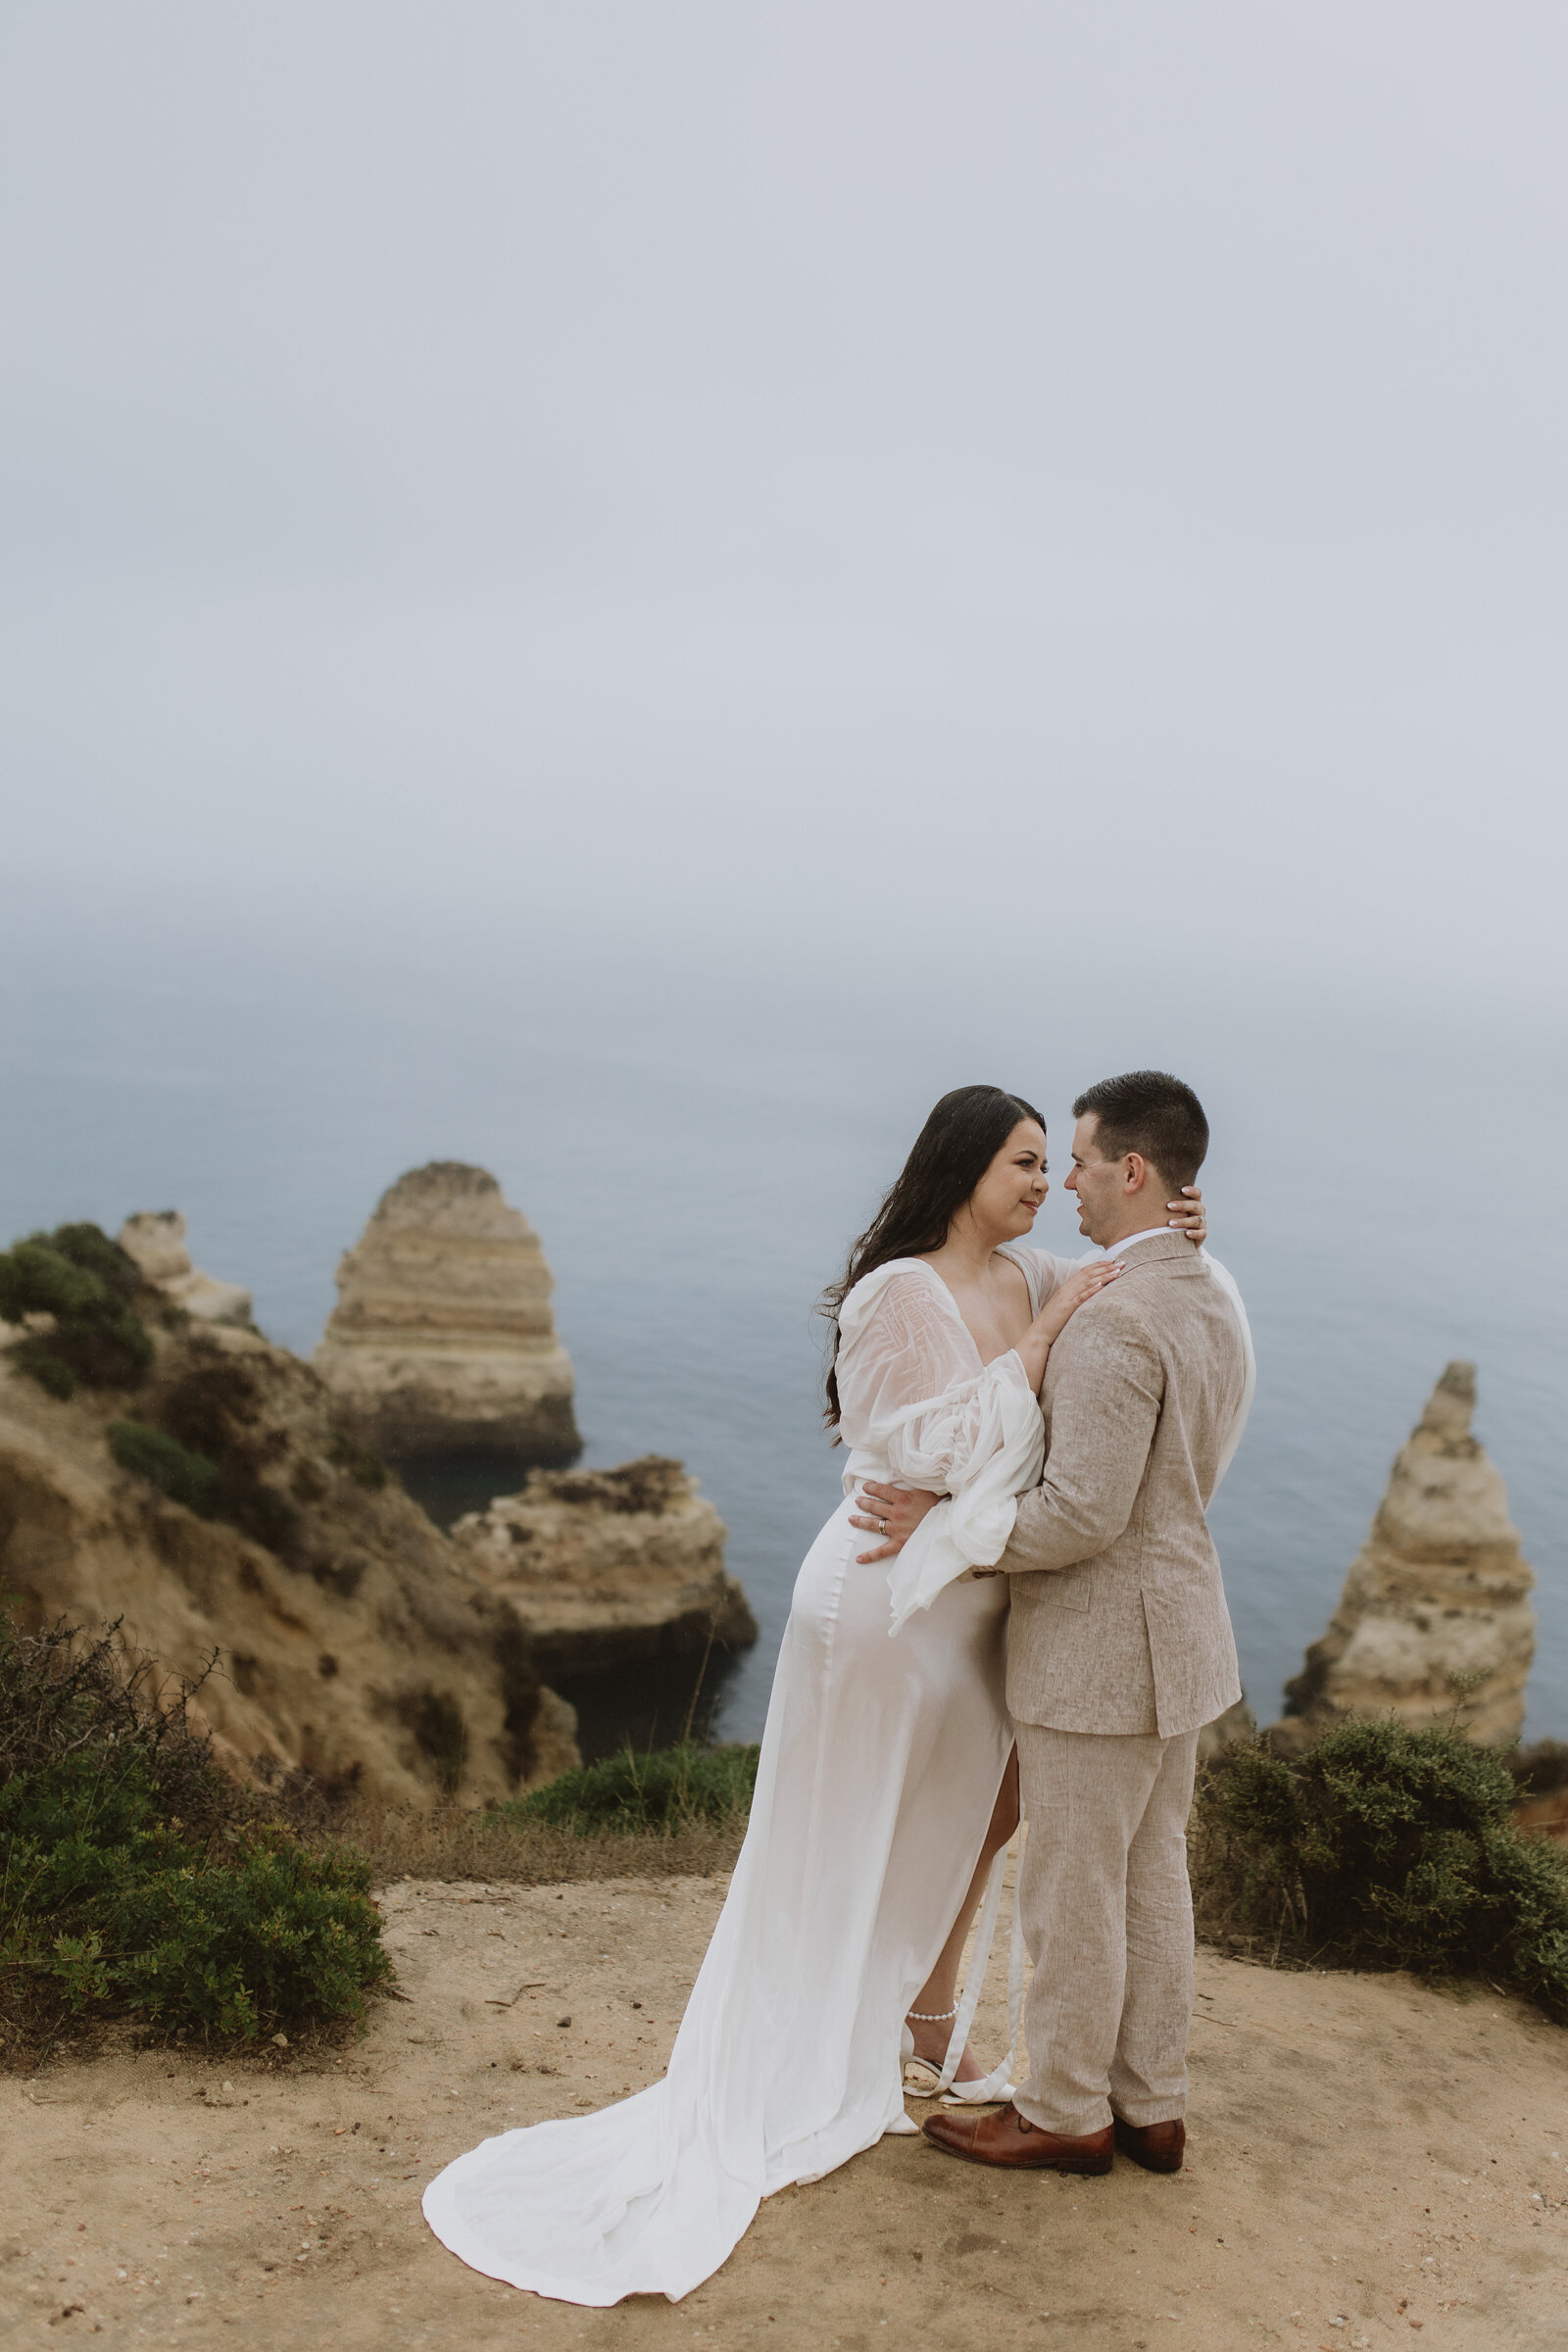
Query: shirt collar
1087 1224 1188 1260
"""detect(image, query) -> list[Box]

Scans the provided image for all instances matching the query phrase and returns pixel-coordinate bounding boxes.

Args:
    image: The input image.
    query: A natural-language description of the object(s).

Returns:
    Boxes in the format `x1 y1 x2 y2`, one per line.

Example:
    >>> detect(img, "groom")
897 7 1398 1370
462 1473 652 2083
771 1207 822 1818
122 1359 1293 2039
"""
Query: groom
861 1069 1249 2178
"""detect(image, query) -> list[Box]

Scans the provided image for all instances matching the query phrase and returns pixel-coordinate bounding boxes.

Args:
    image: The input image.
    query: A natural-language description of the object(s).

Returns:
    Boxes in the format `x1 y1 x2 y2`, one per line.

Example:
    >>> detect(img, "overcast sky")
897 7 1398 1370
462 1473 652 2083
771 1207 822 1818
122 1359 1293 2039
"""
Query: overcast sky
3 4 1564 1002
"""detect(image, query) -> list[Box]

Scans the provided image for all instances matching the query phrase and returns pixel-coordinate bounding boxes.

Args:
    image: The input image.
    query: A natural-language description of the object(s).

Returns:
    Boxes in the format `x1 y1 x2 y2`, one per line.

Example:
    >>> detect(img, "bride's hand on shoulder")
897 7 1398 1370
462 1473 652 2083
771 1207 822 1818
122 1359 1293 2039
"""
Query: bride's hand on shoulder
1166 1184 1207 1246
1014 1257 1126 1387
1036 1256 1124 1345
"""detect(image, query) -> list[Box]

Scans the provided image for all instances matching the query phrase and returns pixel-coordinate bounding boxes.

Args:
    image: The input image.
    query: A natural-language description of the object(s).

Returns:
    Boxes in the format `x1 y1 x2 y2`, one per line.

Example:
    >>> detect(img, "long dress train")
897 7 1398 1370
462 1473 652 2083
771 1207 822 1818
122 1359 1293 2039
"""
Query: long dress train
421 1242 1072 2305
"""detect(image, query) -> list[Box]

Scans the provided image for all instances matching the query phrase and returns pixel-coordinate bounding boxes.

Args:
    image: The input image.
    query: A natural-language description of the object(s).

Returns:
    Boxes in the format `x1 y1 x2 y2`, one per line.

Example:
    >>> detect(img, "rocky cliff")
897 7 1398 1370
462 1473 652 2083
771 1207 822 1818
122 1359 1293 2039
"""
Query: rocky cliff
0 1321 579 1807
1270 1361 1536 1755
450 1454 758 1681
313 1163 579 1460
117 1210 253 1326
1197 1695 1257 1762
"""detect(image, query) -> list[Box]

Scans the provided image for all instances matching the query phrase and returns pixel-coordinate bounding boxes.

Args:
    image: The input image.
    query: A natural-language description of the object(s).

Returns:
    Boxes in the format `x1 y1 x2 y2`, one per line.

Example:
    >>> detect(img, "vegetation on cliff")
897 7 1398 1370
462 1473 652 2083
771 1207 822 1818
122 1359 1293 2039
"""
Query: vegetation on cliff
106 1409 302 1558
1192 1718 1568 2020
511 1741 760 1835
0 1615 390 2052
1 1271 562 1804
0 1222 155 1397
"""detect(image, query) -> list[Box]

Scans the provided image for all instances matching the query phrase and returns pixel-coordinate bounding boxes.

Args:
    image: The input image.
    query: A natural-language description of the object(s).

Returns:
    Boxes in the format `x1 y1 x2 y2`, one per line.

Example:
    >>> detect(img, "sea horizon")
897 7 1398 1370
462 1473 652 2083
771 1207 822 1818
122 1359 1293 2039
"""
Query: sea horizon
5 906 1564 1753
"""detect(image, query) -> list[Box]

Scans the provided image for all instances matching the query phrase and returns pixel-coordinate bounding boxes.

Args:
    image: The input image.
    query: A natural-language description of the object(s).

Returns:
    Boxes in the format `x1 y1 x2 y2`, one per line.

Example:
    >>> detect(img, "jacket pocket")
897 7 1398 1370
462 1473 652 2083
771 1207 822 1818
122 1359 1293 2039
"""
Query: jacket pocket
1043 1563 1092 1613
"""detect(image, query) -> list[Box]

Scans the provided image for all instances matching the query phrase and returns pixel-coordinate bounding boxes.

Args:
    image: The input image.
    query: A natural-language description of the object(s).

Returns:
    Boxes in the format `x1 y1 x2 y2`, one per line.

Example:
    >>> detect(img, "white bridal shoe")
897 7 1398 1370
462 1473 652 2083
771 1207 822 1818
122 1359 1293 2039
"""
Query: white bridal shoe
901 2024 1015 2107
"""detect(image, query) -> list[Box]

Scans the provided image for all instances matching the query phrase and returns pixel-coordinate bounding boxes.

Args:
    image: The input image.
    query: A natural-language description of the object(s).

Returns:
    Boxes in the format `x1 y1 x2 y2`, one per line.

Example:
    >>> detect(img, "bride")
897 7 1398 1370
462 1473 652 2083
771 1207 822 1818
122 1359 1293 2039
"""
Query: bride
423 1084 1208 2305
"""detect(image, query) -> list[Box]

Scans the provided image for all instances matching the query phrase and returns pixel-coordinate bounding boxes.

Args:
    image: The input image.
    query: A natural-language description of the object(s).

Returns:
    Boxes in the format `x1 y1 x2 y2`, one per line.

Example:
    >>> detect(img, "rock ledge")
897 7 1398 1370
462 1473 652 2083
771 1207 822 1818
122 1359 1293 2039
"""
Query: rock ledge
452 1454 759 1680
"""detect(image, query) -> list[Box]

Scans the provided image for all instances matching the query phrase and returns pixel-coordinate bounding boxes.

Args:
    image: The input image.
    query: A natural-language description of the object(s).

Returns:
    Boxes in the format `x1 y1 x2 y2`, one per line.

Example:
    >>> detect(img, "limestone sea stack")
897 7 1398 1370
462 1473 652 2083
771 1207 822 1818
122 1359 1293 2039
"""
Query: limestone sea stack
450 1454 758 1681
1269 1362 1536 1756
118 1211 252 1326
313 1163 579 1460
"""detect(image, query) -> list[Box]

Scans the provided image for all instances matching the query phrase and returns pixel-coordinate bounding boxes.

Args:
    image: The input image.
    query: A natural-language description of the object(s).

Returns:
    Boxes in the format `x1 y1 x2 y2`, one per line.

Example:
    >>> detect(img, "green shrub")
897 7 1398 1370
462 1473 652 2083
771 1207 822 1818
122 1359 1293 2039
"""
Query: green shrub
106 1823 385 2039
150 1356 303 1558
0 1616 391 2046
106 1415 300 1560
1192 1718 1568 2022
47 1223 147 1291
108 1419 220 1514
23 1352 78 1401
0 1223 153 1395
155 1354 265 1464
510 1742 760 1836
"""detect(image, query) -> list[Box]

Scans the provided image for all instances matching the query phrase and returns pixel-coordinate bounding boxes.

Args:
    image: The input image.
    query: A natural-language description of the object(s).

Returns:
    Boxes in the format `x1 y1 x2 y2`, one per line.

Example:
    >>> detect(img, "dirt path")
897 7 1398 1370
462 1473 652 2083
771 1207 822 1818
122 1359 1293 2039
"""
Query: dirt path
5 1873 1567 2351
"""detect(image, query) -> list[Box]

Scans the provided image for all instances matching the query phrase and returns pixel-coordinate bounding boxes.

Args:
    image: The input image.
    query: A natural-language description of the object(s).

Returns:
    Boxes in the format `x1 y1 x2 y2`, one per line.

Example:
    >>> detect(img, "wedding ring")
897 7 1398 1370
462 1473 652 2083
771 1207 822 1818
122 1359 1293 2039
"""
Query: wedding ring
877 1517 888 1536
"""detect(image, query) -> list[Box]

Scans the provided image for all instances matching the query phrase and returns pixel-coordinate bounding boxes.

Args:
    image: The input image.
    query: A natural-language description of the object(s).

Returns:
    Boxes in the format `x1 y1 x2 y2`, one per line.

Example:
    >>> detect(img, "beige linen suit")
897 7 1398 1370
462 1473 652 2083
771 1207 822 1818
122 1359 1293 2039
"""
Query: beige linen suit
1001 1231 1248 2135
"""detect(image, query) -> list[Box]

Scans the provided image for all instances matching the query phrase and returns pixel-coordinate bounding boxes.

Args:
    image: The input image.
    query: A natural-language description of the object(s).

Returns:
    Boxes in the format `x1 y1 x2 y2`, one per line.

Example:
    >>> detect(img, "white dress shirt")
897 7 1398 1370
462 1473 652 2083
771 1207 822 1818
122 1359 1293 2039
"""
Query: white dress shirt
1086 1221 1195 1260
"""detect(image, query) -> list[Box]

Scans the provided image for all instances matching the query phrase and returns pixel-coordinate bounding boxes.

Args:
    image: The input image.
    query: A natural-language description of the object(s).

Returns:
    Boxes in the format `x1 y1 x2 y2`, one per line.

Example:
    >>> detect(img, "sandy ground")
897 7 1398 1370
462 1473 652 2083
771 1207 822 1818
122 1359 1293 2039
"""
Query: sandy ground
5 1872 1568 2352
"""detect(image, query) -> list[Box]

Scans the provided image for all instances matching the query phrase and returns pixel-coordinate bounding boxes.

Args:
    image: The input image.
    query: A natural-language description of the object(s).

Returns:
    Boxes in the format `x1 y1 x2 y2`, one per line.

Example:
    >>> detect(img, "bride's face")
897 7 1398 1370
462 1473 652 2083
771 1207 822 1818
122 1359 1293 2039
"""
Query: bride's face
966 1119 1050 1241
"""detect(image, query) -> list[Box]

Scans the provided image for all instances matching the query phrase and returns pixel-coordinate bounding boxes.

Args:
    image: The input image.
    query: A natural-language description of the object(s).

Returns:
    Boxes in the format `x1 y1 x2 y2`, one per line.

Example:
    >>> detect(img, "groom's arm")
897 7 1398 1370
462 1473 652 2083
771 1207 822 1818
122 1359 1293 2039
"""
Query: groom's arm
999 1311 1163 1575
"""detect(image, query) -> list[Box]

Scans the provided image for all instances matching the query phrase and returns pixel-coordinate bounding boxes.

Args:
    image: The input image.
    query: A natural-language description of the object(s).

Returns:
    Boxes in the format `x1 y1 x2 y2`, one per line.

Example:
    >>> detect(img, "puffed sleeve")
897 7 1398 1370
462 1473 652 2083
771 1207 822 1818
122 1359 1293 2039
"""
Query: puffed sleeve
837 1268 1049 1633
837 1270 1034 1491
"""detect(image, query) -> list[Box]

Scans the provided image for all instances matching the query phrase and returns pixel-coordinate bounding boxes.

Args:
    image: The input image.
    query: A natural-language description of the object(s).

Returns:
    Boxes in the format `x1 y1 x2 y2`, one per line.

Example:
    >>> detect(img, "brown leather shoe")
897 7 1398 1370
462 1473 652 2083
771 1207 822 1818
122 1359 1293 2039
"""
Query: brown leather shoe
921 2103 1113 2174
1112 2115 1185 2173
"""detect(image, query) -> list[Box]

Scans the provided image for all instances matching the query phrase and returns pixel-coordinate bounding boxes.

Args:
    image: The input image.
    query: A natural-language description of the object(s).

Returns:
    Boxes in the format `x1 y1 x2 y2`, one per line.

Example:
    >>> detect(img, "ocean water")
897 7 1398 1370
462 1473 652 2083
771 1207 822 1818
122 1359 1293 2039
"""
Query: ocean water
3 909 1564 1750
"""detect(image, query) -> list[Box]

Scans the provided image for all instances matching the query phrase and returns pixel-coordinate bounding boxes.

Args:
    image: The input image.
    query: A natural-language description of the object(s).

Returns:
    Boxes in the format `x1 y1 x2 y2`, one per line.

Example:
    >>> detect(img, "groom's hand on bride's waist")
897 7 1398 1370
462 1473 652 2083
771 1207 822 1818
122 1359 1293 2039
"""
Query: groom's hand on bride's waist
852 1481 943 1563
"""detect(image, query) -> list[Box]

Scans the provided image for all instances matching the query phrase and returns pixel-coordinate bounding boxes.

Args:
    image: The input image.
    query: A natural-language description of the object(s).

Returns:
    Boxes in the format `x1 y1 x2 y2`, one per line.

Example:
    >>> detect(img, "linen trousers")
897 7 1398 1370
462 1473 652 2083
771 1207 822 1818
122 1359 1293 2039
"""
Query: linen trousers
1012 1722 1200 2136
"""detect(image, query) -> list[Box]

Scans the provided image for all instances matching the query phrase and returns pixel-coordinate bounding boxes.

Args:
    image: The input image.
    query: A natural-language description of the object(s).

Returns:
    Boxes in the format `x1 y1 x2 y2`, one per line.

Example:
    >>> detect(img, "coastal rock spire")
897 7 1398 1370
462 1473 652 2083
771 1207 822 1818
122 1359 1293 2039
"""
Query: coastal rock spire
313 1162 579 1459
117 1210 253 1325
1270 1361 1536 1754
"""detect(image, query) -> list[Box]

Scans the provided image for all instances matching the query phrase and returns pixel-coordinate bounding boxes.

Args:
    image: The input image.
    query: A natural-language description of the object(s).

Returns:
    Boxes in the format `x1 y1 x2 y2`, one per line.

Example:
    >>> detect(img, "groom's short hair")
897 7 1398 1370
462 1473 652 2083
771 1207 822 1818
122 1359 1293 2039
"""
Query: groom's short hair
1072 1070 1209 1191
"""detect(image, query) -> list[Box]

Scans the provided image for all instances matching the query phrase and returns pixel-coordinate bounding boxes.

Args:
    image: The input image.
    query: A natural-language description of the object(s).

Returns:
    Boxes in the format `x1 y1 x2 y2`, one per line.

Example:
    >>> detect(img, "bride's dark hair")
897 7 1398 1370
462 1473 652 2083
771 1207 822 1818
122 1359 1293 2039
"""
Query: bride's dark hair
819 1083 1046 1431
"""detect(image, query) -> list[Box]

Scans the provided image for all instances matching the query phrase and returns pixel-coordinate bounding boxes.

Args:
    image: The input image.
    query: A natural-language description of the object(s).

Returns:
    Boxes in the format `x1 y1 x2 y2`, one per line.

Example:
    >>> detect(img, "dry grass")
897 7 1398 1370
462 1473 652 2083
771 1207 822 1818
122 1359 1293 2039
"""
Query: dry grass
330 1797 748 1888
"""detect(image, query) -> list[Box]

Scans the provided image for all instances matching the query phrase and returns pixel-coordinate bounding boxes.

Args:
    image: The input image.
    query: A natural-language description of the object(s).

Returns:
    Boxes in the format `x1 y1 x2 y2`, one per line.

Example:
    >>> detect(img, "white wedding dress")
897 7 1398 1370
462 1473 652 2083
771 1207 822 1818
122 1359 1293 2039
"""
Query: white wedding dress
422 1242 1252 2306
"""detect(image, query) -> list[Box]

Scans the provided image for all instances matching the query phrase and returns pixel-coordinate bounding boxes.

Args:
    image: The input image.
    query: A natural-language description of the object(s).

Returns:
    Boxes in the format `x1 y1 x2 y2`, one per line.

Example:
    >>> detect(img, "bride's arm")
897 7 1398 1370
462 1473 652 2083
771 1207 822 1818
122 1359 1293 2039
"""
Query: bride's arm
838 1265 1083 1541
853 1190 1209 1561
849 1259 1121 1561
837 1274 1002 1494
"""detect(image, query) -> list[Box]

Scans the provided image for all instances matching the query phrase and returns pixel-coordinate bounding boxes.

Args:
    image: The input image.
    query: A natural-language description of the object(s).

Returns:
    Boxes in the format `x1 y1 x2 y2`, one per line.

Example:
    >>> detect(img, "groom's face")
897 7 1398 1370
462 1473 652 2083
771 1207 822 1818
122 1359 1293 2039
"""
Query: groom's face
1064 1115 1127 1244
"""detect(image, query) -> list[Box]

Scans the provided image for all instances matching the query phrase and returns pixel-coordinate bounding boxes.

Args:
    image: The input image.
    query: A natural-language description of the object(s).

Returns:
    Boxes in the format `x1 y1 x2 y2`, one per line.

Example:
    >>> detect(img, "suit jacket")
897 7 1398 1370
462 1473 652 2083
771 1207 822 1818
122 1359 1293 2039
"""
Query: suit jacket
1002 1232 1248 1739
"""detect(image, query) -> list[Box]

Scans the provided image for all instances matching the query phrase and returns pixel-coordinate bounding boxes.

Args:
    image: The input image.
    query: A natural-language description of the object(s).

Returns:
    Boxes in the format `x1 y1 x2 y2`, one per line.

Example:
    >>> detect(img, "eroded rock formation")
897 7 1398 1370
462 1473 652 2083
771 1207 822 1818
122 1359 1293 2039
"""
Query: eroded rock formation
118 1210 253 1326
313 1163 579 1460
1270 1362 1535 1756
0 1319 579 1806
450 1454 758 1681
